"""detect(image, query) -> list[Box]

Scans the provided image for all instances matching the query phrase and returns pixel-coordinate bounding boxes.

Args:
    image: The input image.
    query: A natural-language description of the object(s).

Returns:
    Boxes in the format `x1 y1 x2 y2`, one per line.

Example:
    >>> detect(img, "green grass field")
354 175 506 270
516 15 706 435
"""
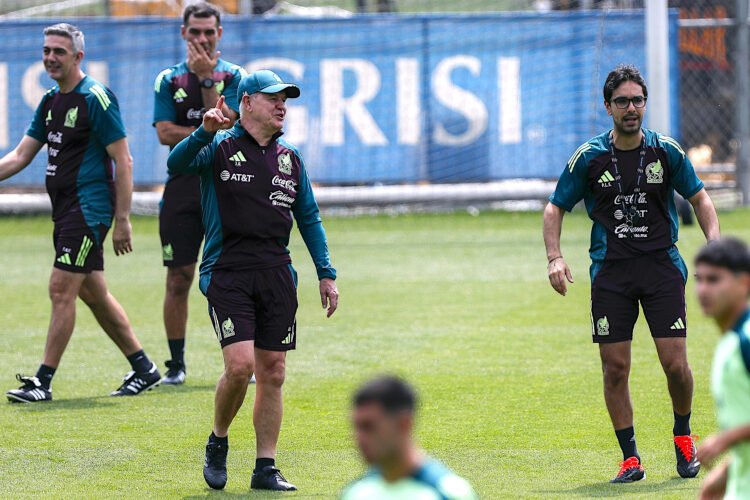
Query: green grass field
1 209 748 499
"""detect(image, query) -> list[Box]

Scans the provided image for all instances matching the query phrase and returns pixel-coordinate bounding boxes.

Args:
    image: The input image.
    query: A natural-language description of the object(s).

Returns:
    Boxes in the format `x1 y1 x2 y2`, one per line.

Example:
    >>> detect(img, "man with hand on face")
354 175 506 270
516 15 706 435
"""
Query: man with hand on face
167 70 338 491
1 23 161 402
341 376 478 500
153 1 245 385
543 64 720 483
694 238 750 500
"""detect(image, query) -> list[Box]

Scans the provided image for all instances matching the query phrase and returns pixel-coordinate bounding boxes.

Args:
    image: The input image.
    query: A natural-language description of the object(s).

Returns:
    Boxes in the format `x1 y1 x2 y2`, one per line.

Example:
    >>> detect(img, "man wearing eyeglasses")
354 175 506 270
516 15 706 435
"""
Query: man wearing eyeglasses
543 64 720 484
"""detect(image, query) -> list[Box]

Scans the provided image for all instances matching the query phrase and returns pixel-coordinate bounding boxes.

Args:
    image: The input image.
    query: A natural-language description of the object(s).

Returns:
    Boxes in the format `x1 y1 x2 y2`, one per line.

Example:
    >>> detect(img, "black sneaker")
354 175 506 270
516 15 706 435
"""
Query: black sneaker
251 465 297 491
161 360 186 385
203 438 228 490
610 456 646 483
109 362 161 396
6 374 52 403
674 435 700 478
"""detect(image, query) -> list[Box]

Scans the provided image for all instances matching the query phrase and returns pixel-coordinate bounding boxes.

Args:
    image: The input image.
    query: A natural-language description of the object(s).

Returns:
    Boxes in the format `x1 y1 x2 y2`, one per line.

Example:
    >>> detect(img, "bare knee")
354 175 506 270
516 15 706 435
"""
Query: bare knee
224 357 255 384
256 356 286 387
166 267 194 298
78 284 102 308
602 357 630 389
663 357 692 382
49 276 79 306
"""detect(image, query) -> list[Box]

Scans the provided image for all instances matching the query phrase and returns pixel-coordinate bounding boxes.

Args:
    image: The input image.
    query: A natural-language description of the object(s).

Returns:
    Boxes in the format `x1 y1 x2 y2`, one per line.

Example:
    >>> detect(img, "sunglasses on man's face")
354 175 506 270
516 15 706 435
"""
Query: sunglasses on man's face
611 96 647 109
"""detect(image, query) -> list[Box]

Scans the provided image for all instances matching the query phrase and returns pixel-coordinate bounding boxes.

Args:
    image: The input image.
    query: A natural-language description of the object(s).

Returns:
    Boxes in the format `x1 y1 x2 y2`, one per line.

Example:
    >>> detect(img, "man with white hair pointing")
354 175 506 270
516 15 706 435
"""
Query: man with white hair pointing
167 70 338 491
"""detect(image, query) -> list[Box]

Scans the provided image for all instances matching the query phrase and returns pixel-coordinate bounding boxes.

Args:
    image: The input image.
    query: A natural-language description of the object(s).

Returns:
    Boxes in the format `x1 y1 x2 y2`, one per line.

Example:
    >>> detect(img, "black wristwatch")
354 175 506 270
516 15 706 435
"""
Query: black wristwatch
200 77 215 89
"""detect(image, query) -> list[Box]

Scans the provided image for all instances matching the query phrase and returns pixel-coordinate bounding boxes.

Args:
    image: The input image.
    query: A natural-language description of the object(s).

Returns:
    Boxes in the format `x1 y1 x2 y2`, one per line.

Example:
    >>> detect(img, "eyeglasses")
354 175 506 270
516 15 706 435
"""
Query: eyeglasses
611 96 647 109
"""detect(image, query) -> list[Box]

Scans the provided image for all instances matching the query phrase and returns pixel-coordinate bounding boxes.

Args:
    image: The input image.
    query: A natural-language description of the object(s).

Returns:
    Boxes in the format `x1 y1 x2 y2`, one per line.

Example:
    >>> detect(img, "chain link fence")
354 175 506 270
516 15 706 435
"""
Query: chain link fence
671 0 739 205
1 0 745 208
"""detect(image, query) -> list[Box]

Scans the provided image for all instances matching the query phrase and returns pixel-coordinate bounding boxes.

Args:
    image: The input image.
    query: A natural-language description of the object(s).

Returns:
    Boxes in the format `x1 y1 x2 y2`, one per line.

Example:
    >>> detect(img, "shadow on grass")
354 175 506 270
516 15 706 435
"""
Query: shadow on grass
183 489 330 499
5 384 215 411
535 476 698 497
7 395 116 411
153 383 216 394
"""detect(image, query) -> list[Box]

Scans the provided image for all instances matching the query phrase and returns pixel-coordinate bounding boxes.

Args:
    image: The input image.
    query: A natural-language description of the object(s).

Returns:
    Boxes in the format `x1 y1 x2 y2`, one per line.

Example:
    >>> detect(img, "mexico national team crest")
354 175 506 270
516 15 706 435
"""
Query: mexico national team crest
645 160 663 184
222 318 235 339
596 316 610 336
278 153 292 175
64 107 78 128
162 243 173 261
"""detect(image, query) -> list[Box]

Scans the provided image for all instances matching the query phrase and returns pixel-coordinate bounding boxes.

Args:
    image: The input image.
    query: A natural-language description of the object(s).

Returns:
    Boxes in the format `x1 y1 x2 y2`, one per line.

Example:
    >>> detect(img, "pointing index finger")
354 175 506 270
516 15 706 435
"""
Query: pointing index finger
216 95 225 110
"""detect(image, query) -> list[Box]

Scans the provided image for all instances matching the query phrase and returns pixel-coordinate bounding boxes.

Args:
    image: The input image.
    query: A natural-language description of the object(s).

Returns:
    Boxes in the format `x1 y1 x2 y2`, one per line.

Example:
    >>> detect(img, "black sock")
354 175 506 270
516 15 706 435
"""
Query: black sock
126 349 152 374
168 338 185 364
615 426 640 462
35 364 56 389
673 411 691 436
209 432 228 445
255 457 275 471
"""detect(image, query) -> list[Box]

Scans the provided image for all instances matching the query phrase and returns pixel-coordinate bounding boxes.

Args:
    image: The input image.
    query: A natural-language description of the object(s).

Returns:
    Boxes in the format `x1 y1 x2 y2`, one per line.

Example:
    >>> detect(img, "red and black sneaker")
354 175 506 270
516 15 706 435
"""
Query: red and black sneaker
674 435 700 478
610 456 646 483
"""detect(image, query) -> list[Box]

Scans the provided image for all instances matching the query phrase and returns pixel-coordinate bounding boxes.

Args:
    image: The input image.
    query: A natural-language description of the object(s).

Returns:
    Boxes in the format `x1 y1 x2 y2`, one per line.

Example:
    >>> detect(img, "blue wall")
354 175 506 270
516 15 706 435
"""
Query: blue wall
0 11 679 185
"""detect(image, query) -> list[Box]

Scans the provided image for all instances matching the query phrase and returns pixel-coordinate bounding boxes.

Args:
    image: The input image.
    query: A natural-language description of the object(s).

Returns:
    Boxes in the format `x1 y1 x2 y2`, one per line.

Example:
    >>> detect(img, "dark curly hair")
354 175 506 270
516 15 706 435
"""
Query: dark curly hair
603 64 648 102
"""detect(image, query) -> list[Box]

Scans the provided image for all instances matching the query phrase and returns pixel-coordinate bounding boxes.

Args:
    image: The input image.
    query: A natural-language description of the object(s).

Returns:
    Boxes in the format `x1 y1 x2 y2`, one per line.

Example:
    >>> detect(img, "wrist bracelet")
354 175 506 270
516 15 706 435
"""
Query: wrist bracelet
548 256 563 265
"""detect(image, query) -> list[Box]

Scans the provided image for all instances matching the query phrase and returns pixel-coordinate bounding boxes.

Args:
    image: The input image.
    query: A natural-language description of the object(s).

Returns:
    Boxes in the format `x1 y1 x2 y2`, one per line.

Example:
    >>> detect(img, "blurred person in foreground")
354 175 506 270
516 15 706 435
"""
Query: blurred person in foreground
694 238 750 500
341 376 478 500
0 23 160 402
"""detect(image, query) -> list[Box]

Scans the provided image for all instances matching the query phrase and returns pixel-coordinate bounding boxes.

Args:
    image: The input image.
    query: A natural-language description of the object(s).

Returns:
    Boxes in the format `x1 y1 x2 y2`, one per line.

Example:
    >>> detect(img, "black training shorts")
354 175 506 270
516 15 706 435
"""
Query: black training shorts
590 248 688 343
159 174 203 267
206 265 299 351
53 221 108 274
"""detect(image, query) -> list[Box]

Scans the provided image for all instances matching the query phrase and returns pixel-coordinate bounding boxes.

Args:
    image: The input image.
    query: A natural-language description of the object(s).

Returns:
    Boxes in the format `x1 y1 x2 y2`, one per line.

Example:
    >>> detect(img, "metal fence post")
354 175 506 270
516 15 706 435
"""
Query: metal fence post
645 0 671 136
737 0 750 205
239 0 254 16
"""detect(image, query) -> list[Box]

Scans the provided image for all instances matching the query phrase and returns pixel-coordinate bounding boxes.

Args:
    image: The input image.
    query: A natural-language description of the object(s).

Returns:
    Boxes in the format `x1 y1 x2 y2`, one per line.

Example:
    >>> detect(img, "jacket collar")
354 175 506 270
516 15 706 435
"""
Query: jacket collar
233 122 284 147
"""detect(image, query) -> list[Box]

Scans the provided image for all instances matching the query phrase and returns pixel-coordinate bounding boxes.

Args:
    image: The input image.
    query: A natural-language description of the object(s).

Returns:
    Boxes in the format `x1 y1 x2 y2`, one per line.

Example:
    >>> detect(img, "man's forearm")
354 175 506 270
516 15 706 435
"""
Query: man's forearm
701 459 730 500
0 150 26 181
201 85 220 109
113 155 133 220
0 136 42 181
157 122 196 147
299 221 336 280
293 182 335 280
719 423 750 450
694 195 720 241
167 126 214 174
543 203 564 260
199 85 237 121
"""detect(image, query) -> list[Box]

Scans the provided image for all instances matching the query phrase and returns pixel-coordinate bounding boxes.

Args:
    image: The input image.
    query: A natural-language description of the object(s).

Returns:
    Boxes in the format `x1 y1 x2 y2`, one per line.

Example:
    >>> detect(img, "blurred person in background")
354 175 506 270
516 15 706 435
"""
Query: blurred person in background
153 1 245 385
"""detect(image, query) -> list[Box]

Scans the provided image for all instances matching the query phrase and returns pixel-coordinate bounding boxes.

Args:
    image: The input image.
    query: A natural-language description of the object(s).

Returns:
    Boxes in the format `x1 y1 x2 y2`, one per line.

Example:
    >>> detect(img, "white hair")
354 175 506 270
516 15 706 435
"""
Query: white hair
43 23 85 54
239 92 259 119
